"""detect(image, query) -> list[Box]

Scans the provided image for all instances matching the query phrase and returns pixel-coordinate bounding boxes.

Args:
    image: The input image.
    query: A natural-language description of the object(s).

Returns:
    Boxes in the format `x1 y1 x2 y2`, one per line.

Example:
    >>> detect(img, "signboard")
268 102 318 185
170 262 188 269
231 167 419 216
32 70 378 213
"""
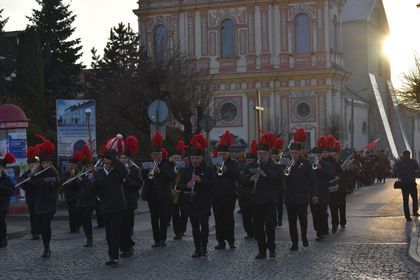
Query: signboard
56 99 96 172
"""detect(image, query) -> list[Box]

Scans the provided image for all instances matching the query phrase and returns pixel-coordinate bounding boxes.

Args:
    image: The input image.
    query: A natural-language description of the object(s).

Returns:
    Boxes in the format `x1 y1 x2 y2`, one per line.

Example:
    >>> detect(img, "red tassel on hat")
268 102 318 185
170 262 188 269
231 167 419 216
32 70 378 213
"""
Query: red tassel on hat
125 135 139 156
81 144 93 161
3 152 16 165
327 135 335 148
27 146 41 159
272 137 284 149
212 148 218 158
151 131 163 147
190 134 208 150
293 128 307 143
219 130 234 146
317 135 328 148
106 134 125 155
176 140 188 155
99 144 108 156
35 134 56 155
260 131 276 147
250 139 258 154
71 151 84 162
334 140 341 153
161 147 169 158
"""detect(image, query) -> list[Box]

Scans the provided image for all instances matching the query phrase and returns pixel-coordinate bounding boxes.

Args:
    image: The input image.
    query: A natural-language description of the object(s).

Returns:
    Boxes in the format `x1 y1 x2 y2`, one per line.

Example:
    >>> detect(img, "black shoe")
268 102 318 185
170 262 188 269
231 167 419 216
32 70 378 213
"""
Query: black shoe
340 224 346 229
192 249 201 258
105 259 118 265
277 221 283 227
31 235 40 240
214 243 226 250
244 235 254 240
83 240 93 247
159 241 167 247
255 251 266 259
201 247 208 257
269 250 276 258
302 238 309 247
406 218 413 222
173 235 182 240
228 242 236 249
413 213 419 217
151 242 161 248
120 248 134 258
41 249 50 258
315 236 325 242
332 225 338 233
290 244 298 251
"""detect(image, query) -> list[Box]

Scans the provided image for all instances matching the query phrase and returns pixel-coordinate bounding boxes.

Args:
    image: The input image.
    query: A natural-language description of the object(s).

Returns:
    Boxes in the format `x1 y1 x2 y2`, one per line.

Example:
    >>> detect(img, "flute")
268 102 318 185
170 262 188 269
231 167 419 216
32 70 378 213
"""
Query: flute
15 166 52 188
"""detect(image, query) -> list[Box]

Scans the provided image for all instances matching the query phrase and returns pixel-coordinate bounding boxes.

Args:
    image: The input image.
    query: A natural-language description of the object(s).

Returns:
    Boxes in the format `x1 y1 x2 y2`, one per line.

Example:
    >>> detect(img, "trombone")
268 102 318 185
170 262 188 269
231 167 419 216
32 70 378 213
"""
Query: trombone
283 157 295 176
147 160 158 180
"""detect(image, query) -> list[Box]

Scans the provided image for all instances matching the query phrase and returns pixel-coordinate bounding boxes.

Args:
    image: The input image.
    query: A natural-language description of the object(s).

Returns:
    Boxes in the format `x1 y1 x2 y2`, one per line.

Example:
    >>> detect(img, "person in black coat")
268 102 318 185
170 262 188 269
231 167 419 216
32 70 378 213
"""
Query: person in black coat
178 134 216 257
395 150 419 221
270 137 285 227
119 137 143 258
241 138 283 259
327 143 344 233
212 131 240 250
95 148 128 265
284 128 318 251
19 150 41 240
62 157 81 233
0 153 16 248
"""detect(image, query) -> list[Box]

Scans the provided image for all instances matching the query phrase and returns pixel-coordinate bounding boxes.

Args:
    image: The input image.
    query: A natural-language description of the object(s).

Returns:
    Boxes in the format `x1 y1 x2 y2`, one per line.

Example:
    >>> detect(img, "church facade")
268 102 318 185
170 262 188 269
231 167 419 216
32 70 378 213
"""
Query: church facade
134 0 348 148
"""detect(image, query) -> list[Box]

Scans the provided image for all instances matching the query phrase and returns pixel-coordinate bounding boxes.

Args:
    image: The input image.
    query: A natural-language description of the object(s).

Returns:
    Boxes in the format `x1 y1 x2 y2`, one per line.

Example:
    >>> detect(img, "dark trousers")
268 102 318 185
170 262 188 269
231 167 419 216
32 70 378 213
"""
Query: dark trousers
104 211 124 260
253 204 276 252
80 207 93 242
148 200 169 243
277 191 284 225
310 203 329 237
329 191 347 227
212 195 236 244
38 212 54 250
286 203 308 245
95 200 103 227
67 201 80 231
120 209 135 251
190 215 209 250
171 204 187 236
28 203 40 235
402 183 418 219
0 211 6 245
240 203 254 237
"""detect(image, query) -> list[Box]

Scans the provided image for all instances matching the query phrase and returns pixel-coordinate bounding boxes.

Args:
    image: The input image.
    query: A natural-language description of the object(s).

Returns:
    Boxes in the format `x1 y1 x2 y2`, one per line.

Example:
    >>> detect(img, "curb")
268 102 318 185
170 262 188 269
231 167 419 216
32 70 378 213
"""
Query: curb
7 228 30 240
408 218 420 264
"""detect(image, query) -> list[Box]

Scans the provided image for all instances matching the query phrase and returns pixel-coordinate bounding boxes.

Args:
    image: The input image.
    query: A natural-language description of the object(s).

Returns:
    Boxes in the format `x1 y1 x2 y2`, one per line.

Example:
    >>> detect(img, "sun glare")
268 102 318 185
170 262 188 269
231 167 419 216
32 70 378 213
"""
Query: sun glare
382 36 394 60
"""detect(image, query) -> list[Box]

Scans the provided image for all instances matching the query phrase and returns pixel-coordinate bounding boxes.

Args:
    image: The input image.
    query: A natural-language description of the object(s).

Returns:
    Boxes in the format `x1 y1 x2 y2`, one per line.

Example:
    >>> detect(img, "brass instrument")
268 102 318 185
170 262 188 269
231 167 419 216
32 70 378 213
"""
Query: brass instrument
284 157 295 176
15 166 52 188
308 155 319 170
148 160 158 180
217 160 225 176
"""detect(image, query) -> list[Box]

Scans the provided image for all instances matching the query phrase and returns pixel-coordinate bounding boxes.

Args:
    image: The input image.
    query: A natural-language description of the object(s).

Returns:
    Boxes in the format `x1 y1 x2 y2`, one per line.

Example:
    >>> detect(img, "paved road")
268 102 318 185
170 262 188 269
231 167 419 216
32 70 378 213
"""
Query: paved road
1 179 419 280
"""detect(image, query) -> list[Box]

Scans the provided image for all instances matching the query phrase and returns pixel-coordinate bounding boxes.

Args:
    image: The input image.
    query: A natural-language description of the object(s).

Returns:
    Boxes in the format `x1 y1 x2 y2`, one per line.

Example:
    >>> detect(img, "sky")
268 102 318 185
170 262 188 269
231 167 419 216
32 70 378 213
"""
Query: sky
1 0 420 89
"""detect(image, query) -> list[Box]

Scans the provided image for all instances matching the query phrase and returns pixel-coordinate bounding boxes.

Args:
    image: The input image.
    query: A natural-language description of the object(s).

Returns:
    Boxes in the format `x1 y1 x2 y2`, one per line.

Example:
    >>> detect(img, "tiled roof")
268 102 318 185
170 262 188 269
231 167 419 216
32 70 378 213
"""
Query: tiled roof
342 0 377 22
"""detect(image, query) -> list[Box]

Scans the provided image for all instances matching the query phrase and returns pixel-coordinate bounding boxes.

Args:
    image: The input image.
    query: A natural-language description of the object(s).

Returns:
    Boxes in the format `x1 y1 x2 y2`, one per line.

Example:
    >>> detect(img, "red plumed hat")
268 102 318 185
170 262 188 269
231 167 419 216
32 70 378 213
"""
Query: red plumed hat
334 140 341 153
317 135 328 148
272 137 284 150
212 147 218 158
250 139 258 154
259 131 276 151
69 151 84 164
161 147 169 158
218 130 234 152
26 146 40 160
151 131 163 147
0 152 16 166
81 144 93 162
106 134 125 156
124 135 139 157
294 128 307 143
190 134 208 156
175 140 188 155
327 135 336 148
99 144 108 156
35 134 55 155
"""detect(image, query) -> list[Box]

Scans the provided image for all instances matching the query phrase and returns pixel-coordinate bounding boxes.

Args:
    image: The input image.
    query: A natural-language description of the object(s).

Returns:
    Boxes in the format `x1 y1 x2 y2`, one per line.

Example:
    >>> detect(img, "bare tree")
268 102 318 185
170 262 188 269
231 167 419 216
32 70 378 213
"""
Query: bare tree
397 54 420 110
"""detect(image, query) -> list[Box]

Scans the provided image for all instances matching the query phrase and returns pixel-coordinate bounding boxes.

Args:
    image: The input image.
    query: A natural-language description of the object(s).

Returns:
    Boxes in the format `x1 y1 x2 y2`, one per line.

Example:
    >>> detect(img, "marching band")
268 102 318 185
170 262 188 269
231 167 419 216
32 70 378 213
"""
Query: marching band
0 127 391 265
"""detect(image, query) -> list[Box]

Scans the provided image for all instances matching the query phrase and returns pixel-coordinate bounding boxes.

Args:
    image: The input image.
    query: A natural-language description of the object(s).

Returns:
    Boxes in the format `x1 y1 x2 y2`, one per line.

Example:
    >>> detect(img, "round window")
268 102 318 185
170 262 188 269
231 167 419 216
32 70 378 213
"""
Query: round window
220 102 238 122
297 102 311 118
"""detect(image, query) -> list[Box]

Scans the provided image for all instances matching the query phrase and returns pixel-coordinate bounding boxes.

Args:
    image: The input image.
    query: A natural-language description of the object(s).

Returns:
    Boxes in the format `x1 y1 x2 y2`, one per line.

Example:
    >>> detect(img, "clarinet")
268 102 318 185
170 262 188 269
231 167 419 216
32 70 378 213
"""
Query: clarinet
251 160 261 195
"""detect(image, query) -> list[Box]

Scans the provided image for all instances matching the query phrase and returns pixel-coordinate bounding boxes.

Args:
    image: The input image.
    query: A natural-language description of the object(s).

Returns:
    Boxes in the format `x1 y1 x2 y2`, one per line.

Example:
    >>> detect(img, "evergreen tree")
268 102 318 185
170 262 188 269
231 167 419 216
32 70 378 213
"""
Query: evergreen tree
15 27 47 130
28 0 83 125
0 9 16 103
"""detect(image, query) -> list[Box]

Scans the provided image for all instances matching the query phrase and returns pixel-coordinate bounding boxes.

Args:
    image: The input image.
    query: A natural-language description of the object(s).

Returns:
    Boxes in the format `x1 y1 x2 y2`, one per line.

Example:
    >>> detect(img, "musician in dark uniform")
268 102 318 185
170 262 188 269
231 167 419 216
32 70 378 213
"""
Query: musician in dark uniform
119 135 143 257
238 140 257 240
95 139 128 265
142 132 176 248
310 136 333 241
179 134 216 257
0 153 16 248
270 137 285 227
19 146 41 240
284 128 318 251
31 135 60 258
62 151 83 233
213 131 240 250
327 139 344 233
170 140 188 240
241 131 282 259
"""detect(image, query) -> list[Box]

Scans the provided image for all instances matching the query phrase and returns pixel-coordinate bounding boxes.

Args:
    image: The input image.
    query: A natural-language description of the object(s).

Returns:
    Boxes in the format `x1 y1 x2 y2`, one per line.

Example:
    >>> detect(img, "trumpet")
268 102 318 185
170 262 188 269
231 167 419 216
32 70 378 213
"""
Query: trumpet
217 161 225 176
283 157 295 176
148 160 158 180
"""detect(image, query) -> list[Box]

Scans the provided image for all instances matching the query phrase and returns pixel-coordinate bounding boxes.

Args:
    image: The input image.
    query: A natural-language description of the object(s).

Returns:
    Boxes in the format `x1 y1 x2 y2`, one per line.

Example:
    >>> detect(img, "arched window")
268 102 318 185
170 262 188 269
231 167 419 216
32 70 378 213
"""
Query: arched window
154 25 168 60
220 19 236 58
294 13 311 53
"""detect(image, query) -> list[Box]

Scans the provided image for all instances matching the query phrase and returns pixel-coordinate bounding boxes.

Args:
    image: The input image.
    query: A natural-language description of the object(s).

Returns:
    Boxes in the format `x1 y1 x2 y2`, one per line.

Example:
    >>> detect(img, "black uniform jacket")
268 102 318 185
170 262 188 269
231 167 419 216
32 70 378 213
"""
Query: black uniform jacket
213 156 240 198
124 165 143 210
179 161 216 217
315 159 337 204
238 161 256 207
77 172 97 209
95 160 128 213
285 158 318 206
19 170 36 205
0 173 14 212
142 159 176 202
240 159 283 205
396 158 419 184
31 167 60 214
62 171 80 203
